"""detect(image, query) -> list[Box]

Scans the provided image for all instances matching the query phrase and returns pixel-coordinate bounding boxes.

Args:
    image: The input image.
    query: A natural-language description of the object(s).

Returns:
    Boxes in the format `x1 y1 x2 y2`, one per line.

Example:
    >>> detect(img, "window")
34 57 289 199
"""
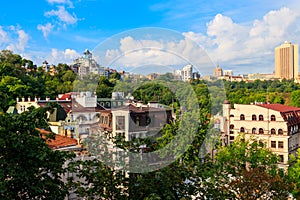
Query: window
229 124 234 129
259 115 264 121
279 155 284 163
240 114 245 120
271 128 276 135
230 131 234 134
270 115 276 121
278 129 283 135
259 128 264 134
230 136 235 140
240 127 245 132
230 114 234 118
252 128 256 134
252 115 257 121
116 116 125 131
278 141 284 148
271 141 276 148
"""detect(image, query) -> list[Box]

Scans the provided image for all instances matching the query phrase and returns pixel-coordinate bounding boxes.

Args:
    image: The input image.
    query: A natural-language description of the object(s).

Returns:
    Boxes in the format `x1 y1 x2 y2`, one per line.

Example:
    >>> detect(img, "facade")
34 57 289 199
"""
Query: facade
275 41 299 80
99 101 172 141
71 49 106 78
222 101 300 169
213 66 223 77
175 64 193 82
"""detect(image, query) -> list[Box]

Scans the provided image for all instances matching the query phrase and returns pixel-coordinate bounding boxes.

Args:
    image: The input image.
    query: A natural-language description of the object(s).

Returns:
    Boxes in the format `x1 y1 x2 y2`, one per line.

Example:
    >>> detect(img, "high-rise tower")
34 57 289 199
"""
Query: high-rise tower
275 41 299 80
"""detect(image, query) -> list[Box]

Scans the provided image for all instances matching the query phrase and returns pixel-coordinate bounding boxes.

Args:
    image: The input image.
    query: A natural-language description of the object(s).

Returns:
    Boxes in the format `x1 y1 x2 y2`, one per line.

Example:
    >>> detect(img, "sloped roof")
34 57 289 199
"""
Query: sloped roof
38 129 78 150
257 103 300 112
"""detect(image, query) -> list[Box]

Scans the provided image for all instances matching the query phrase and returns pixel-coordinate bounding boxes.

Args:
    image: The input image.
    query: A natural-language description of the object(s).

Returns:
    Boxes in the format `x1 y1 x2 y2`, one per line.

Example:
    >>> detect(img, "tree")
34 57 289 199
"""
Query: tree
288 149 300 199
0 107 74 199
193 136 291 199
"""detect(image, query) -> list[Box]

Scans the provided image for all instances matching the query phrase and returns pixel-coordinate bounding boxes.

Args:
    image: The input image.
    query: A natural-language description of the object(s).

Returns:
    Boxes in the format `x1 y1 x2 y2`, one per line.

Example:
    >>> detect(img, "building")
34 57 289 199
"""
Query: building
275 41 299 80
223 70 233 76
213 66 223 77
98 100 172 141
175 64 193 82
71 49 106 78
222 101 300 169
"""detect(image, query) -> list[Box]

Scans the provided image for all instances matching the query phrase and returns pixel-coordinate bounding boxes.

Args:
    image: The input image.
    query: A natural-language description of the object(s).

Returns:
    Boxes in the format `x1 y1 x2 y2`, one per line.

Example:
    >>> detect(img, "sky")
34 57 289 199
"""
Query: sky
1 0 300 75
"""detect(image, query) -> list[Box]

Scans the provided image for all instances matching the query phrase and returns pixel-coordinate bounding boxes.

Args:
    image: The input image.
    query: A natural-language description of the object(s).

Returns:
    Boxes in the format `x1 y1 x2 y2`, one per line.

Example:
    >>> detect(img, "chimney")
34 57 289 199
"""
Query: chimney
16 97 19 102
34 96 38 102
22 97 25 102
28 97 31 102
46 97 50 101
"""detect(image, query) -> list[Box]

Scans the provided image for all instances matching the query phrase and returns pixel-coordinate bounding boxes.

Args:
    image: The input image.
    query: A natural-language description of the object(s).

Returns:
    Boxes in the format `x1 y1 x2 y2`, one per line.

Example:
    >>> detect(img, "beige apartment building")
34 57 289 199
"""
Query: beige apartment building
275 41 299 80
222 101 300 169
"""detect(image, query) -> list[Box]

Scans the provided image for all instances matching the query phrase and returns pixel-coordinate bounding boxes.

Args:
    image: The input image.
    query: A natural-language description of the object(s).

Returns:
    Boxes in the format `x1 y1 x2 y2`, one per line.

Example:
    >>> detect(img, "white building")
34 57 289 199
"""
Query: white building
71 49 107 78
175 64 193 82
222 101 300 169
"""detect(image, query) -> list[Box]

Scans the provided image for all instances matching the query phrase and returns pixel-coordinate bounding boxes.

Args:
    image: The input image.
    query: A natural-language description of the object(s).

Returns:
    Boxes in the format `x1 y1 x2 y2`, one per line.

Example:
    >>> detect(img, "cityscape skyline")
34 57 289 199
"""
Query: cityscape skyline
1 0 300 75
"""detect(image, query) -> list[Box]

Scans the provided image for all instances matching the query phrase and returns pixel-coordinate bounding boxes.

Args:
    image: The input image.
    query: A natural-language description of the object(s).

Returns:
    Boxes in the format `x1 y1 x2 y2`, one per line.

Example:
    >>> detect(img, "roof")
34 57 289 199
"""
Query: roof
111 103 170 113
257 103 300 112
6 106 18 114
38 129 78 150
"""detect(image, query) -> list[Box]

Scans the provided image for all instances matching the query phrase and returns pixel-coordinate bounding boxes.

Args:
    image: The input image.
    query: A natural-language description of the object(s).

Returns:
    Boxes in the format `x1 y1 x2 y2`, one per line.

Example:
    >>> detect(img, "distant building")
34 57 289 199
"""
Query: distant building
223 70 233 76
175 64 193 82
275 41 299 80
71 49 106 78
146 73 160 80
222 101 300 169
213 66 223 77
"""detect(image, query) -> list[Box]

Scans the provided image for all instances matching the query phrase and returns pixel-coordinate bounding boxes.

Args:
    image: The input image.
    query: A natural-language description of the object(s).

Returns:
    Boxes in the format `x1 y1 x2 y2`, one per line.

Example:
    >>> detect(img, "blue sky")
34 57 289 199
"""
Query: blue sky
0 0 300 75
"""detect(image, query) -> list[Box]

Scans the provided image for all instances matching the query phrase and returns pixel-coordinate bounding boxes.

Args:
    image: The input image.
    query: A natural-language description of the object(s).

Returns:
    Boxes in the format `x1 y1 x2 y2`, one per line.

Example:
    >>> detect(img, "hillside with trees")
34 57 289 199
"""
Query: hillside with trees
1 50 300 199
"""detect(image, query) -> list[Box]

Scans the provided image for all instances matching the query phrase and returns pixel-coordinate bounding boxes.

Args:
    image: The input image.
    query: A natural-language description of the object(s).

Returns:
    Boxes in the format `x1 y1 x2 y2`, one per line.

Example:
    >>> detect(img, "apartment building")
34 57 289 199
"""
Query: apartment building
222 100 300 168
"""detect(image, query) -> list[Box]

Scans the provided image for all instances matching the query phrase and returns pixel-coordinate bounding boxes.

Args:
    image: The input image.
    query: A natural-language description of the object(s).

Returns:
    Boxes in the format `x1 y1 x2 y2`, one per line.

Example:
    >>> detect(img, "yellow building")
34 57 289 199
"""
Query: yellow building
222 101 300 169
275 41 299 80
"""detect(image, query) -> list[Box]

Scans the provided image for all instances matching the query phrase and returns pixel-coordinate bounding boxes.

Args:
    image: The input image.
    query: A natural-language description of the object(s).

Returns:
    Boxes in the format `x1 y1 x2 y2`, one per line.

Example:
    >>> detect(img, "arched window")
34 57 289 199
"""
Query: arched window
252 128 256 134
259 128 264 134
270 115 276 121
278 129 283 135
229 124 234 129
259 115 264 121
230 114 234 118
240 114 245 120
240 127 245 132
252 115 257 121
271 128 276 134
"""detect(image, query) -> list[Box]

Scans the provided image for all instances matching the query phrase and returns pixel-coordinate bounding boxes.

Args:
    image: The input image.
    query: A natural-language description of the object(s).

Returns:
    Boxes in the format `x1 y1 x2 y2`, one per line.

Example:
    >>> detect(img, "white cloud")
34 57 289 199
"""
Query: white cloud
46 0 73 7
37 23 54 38
99 6 300 75
6 28 29 53
181 7 300 74
46 48 80 64
101 35 212 75
45 6 78 24
0 26 9 43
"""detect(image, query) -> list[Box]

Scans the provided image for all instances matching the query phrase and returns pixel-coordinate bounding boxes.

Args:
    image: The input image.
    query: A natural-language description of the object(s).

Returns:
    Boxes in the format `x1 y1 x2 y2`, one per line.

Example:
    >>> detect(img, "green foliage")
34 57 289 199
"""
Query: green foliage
0 107 74 199
288 149 300 199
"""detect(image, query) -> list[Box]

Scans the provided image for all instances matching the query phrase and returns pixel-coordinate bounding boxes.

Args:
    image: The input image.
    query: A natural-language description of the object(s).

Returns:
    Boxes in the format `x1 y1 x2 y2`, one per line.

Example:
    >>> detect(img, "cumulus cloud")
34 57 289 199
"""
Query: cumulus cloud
0 26 9 43
99 6 300 75
185 7 300 73
45 6 78 25
5 27 29 53
37 23 54 38
100 34 212 75
45 48 80 64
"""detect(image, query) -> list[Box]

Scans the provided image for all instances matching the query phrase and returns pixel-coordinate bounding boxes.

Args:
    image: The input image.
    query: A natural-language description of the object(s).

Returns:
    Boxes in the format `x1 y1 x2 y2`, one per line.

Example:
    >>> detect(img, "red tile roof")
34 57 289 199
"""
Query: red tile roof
257 103 300 112
38 129 78 150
